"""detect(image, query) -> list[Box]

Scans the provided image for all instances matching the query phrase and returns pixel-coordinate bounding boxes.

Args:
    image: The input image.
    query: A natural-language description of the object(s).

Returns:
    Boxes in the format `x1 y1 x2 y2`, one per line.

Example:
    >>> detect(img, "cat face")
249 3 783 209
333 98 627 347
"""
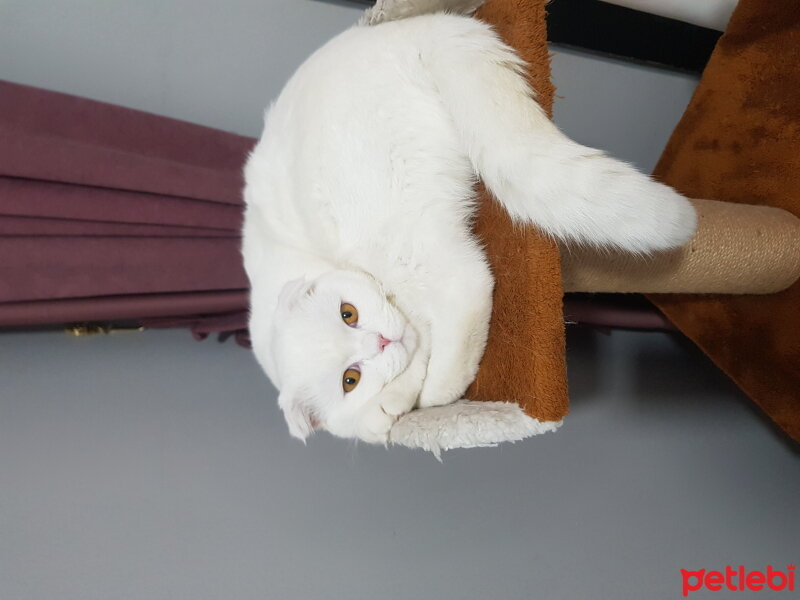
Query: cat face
267 270 420 441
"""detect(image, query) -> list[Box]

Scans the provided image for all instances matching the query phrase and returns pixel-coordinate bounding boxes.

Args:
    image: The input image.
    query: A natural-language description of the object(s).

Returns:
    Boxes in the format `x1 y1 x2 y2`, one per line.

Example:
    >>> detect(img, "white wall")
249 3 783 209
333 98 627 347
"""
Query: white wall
599 0 737 31
1 0 697 173
0 0 360 137
550 48 699 173
1 2 797 600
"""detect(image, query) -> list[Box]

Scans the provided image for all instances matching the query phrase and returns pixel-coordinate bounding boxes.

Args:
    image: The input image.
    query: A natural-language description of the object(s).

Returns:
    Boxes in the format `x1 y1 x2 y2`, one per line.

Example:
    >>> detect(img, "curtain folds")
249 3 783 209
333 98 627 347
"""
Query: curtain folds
0 80 255 338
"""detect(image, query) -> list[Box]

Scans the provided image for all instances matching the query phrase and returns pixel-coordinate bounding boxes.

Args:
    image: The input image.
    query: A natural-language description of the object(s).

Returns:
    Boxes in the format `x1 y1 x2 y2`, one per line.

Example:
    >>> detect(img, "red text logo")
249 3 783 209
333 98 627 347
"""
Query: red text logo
681 565 795 596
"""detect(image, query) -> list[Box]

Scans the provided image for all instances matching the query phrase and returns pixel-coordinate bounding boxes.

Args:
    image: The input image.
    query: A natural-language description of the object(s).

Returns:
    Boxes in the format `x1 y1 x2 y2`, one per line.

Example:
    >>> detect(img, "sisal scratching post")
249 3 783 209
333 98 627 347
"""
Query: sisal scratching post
562 199 800 295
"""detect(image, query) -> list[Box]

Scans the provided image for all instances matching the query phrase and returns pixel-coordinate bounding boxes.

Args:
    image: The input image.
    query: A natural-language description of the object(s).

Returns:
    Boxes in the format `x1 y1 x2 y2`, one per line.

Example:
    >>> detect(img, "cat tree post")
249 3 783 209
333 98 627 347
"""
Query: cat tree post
560 199 800 294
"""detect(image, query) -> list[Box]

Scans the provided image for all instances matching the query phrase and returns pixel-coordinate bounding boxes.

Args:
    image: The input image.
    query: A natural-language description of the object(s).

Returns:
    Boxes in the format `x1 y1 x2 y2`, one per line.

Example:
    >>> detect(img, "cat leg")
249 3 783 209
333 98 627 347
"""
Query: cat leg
356 404 400 445
417 254 493 408
426 22 696 253
357 345 430 443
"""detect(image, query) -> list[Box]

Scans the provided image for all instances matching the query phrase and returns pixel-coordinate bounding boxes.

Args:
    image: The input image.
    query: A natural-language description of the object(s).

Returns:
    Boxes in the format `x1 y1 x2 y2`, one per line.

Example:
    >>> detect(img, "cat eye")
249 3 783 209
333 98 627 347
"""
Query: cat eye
340 302 359 326
342 367 361 393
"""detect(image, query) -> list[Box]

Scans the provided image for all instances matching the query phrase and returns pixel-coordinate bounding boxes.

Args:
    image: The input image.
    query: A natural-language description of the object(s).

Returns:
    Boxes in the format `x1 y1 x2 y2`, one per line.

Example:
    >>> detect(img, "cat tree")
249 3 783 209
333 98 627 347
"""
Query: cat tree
386 0 800 454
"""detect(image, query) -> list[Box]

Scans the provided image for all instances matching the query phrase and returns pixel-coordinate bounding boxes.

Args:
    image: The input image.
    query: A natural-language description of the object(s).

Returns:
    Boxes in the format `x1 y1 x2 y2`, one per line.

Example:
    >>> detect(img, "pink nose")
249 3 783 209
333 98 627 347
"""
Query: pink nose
378 335 392 351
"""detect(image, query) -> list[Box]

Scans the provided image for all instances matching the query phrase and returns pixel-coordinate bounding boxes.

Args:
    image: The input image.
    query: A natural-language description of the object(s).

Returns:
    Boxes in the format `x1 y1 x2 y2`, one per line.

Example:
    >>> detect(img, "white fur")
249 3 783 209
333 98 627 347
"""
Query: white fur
242 7 697 444
389 400 562 459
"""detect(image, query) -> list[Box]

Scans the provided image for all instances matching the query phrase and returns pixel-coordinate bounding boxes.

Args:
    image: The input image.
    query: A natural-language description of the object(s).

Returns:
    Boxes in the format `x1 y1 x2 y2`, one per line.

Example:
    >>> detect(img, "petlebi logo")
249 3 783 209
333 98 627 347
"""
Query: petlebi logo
681 565 795 596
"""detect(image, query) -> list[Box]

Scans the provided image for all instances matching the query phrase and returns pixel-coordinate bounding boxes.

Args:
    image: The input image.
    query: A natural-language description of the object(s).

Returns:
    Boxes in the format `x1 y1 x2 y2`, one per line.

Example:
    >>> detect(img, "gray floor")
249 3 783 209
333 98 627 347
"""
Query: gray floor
1 327 797 600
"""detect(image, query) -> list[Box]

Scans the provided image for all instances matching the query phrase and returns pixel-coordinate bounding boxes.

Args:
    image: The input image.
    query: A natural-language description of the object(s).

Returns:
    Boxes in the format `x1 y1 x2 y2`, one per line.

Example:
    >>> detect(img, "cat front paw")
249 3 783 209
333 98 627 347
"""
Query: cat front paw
379 389 417 418
520 149 699 254
417 332 485 409
626 181 697 252
357 403 398 445
418 373 469 408
357 391 416 445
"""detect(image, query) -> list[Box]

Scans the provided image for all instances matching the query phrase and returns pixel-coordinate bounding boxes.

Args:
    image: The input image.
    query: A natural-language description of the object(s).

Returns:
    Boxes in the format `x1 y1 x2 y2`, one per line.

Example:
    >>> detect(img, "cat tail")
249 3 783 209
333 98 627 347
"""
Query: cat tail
359 0 486 26
427 21 697 253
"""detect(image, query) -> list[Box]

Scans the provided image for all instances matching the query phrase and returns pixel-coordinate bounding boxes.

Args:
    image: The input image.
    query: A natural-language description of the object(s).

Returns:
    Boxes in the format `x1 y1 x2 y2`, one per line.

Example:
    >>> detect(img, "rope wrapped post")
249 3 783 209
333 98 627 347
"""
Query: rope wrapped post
561 199 800 294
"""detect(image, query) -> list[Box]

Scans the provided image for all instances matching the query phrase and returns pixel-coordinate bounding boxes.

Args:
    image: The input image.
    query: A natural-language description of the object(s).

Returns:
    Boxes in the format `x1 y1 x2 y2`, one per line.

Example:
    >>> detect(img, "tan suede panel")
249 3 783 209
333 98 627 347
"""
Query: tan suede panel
465 0 569 423
648 0 800 441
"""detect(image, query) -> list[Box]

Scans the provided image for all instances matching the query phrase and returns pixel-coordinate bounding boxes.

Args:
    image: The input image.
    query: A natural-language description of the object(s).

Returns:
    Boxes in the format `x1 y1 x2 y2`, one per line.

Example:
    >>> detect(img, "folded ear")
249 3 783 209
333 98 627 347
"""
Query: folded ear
277 388 320 442
275 278 313 315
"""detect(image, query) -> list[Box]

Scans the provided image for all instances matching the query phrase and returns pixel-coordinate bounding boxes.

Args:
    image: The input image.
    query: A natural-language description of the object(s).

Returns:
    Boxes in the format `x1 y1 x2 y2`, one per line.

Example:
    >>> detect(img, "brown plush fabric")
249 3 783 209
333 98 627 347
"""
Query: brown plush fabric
648 0 800 441
465 0 569 423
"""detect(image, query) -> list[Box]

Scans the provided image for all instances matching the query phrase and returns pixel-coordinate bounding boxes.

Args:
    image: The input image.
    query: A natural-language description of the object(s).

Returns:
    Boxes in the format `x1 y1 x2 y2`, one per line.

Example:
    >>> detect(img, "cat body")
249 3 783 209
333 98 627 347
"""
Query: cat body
242 10 696 443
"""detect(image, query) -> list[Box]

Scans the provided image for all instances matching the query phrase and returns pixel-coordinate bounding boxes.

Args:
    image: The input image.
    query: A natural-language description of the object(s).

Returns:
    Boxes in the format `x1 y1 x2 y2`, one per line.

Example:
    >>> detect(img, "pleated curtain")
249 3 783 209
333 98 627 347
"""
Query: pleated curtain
0 80 255 342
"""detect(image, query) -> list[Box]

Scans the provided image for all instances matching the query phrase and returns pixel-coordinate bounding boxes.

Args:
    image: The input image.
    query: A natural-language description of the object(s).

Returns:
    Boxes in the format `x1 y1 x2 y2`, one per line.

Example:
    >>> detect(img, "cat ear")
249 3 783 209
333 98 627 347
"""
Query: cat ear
275 278 313 315
277 388 320 442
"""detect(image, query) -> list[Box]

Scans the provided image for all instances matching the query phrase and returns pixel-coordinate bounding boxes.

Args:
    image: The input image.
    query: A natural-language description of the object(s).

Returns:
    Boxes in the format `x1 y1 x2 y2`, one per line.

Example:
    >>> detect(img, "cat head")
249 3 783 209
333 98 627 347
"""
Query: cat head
264 270 420 442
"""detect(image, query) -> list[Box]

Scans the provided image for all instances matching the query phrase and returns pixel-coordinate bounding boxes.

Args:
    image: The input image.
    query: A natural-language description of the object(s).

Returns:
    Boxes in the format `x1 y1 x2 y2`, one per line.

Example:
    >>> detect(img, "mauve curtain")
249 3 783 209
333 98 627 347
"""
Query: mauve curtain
0 80 255 342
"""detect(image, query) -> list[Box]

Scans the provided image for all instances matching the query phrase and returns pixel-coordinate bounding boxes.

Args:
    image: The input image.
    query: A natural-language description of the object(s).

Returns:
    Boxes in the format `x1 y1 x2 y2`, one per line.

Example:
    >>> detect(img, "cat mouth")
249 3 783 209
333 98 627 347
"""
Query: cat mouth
374 326 417 379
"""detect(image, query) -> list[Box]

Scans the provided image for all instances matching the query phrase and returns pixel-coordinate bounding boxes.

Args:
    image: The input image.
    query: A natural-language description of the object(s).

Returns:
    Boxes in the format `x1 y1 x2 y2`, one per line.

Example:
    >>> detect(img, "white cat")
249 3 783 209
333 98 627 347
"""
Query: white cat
242 1 696 444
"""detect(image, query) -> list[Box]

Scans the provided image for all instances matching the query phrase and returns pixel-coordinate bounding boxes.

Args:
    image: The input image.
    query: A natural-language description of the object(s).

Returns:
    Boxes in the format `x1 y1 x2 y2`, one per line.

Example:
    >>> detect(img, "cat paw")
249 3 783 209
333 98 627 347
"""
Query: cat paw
511 149 699 254
357 404 398 445
418 373 468 408
379 390 417 418
620 180 697 253
359 391 416 445
418 344 483 408
558 172 698 254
